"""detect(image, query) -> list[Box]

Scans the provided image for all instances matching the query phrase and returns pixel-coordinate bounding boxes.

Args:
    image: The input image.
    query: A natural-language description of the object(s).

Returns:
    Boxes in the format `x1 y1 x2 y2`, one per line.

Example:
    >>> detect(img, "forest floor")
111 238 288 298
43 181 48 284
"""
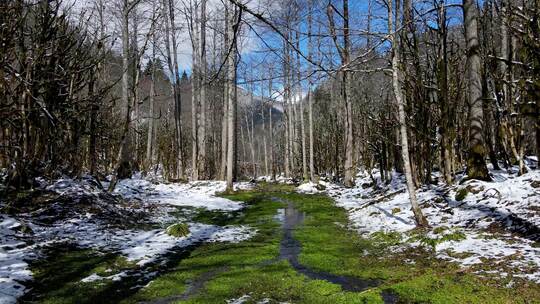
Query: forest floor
1 169 539 304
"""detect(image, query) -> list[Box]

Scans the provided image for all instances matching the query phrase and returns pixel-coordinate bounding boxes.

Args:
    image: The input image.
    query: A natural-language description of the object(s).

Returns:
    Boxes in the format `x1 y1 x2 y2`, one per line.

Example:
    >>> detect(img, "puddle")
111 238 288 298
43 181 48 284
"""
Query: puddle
274 197 397 303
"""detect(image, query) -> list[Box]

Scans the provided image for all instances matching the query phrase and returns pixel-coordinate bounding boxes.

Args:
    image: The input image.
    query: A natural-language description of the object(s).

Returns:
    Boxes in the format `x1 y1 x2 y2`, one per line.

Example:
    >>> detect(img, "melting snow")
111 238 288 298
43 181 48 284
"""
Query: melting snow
121 223 255 266
0 216 33 304
114 179 251 211
0 175 257 303
81 271 128 283
297 182 320 194
227 294 290 304
308 168 540 283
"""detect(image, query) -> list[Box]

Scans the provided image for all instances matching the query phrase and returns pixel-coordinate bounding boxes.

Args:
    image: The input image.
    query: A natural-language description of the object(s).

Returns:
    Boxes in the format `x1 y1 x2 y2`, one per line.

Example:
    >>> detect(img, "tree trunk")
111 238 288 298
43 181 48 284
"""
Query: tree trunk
220 5 230 181
463 0 490 181
191 3 200 181
388 0 428 227
198 0 207 179
261 100 269 177
307 0 315 182
327 0 354 187
283 37 291 178
109 1 133 192
225 3 237 192
437 2 454 184
88 75 97 176
295 30 308 182
146 30 157 170
268 75 275 180
164 0 185 180
220 82 229 180
132 10 140 167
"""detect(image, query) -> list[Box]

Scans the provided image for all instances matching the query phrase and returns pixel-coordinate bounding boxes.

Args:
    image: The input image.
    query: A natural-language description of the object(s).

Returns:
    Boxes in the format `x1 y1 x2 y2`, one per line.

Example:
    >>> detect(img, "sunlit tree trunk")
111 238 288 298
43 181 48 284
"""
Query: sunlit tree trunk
225 2 237 192
307 0 315 182
388 0 428 227
198 0 207 179
463 0 490 180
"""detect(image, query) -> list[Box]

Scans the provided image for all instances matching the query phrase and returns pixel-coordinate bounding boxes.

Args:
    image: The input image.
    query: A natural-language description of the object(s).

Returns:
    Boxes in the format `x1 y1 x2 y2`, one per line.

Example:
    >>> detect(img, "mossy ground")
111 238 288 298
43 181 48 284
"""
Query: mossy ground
24 184 540 304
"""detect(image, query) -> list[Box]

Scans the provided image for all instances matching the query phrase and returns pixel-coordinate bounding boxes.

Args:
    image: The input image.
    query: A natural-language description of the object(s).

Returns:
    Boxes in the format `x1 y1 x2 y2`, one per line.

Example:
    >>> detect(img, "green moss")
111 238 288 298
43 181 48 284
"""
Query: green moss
441 230 467 242
283 192 406 280
16 191 31 200
167 222 190 237
455 188 469 201
24 246 139 304
182 261 385 304
409 229 467 251
371 231 403 247
27 185 540 304
191 209 239 226
389 272 516 304
433 226 449 234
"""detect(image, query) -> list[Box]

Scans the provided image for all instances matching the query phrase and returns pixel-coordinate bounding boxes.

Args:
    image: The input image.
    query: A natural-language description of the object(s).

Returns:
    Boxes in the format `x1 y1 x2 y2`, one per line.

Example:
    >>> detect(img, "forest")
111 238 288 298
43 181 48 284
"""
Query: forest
0 0 539 303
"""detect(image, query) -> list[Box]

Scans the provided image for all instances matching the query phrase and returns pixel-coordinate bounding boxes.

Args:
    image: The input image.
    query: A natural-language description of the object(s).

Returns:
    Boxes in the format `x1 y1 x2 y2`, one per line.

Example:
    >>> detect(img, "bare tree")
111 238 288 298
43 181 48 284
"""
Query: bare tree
387 0 428 227
226 2 239 192
109 0 145 192
307 0 315 182
463 0 490 181
327 0 354 187
162 0 185 180
198 0 208 179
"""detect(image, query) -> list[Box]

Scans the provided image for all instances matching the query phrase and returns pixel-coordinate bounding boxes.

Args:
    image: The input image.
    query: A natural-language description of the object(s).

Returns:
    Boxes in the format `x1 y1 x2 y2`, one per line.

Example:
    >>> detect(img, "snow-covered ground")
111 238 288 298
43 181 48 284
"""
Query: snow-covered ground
296 182 320 194
113 177 251 211
0 216 34 304
0 175 256 304
299 167 540 283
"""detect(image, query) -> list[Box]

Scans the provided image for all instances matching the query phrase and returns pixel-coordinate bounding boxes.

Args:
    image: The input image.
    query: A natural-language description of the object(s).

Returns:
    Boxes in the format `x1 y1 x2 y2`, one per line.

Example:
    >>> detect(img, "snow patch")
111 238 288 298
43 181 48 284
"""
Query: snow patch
0 176 257 303
121 223 255 265
297 182 320 194
80 271 128 283
227 294 290 304
0 216 33 304
114 179 249 211
318 168 540 283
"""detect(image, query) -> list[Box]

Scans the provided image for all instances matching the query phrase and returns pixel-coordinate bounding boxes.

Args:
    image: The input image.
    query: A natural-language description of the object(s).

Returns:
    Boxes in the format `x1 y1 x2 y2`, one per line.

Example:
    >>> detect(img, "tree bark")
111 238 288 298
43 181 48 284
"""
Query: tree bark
307 0 315 182
191 2 200 181
268 74 275 180
463 0 490 180
198 0 207 179
225 3 237 192
388 0 428 227
109 0 134 192
163 0 185 180
327 0 354 187
220 4 230 181
146 28 157 170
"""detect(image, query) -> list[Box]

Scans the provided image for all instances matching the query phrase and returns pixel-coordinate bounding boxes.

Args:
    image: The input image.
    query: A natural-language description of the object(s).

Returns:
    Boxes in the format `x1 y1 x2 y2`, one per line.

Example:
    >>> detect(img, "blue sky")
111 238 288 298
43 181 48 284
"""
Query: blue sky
65 0 468 100
236 0 467 99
